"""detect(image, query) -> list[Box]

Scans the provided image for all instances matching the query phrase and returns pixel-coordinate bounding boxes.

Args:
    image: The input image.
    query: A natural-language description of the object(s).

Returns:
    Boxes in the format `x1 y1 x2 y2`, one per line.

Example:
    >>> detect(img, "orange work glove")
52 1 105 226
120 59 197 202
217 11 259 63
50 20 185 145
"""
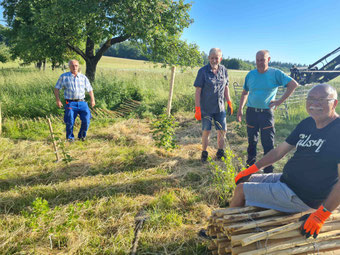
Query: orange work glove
235 164 259 185
227 100 233 116
301 205 331 239
195 106 201 121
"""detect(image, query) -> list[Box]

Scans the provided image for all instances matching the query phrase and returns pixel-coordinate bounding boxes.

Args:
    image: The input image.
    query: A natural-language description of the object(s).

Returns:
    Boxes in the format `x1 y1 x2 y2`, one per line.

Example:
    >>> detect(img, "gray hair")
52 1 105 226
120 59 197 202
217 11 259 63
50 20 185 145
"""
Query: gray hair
68 59 79 66
209 48 222 56
308 83 338 100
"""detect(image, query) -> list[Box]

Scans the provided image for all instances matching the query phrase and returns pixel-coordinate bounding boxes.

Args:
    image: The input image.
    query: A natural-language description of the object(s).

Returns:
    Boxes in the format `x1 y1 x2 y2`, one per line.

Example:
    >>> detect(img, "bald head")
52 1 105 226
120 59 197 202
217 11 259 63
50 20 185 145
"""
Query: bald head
256 50 270 73
256 50 270 58
308 84 338 100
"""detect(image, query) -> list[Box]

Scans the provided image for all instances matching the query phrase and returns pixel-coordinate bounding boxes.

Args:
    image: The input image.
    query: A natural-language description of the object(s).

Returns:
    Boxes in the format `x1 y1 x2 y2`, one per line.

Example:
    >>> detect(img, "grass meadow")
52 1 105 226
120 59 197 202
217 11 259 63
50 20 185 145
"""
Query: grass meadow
0 56 340 254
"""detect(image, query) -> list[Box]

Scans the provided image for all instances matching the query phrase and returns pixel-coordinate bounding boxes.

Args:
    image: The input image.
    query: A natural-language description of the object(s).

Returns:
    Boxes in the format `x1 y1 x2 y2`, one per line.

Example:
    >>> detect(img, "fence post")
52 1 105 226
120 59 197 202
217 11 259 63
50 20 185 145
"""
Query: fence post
47 117 60 162
166 66 176 117
0 102 2 135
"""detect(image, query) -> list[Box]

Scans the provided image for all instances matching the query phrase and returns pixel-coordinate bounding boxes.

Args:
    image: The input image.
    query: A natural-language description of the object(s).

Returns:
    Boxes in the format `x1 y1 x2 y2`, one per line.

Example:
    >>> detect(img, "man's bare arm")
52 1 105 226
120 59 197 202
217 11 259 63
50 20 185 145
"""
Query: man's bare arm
255 142 295 169
237 90 249 122
54 88 63 108
323 164 340 211
270 79 298 109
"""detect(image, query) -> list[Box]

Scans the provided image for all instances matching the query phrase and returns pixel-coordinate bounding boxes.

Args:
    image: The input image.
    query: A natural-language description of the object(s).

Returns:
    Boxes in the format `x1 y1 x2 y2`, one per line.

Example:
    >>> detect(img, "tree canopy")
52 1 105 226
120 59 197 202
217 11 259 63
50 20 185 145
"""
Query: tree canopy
2 0 202 81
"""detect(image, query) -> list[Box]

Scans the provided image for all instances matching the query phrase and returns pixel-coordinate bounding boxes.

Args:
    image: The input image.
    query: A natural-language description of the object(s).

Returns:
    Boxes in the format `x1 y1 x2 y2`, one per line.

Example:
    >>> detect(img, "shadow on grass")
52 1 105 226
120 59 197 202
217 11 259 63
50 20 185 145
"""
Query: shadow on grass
0 174 179 214
0 153 213 215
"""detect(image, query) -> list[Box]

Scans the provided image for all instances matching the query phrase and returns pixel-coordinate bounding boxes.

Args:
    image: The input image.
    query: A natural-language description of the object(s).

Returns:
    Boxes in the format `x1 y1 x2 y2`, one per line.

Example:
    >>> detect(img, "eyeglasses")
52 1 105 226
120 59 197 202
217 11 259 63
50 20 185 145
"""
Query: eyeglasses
306 97 336 103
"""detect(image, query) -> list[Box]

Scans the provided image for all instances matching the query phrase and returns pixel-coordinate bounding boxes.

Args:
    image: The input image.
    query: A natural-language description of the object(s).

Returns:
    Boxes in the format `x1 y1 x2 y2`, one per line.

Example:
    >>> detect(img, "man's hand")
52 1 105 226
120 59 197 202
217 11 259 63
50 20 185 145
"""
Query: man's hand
90 99 95 108
195 106 201 121
301 205 331 239
237 109 243 122
235 164 259 185
227 101 233 116
269 99 282 110
56 100 63 108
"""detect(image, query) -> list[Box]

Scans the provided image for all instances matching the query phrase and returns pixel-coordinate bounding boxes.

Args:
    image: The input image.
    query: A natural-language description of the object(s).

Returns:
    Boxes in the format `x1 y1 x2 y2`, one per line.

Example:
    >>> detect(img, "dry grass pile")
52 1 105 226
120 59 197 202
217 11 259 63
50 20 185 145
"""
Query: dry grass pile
208 206 340 255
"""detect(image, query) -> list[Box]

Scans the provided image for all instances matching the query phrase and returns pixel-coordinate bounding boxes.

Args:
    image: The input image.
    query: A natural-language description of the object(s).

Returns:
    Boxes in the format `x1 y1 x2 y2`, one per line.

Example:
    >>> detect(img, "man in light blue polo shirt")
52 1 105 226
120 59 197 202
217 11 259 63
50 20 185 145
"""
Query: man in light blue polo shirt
54 59 96 141
237 50 298 173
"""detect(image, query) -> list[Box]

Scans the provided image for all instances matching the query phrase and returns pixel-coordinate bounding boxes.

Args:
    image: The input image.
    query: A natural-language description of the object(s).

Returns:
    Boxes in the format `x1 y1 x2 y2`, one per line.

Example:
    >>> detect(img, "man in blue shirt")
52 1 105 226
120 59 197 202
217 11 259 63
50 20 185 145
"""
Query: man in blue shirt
194 48 233 162
237 50 298 172
54 60 96 141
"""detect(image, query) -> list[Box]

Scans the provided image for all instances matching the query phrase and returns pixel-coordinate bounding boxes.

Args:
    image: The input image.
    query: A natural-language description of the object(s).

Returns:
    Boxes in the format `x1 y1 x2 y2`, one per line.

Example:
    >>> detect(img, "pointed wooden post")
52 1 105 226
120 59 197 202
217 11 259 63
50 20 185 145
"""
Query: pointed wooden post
166 66 176 117
0 103 2 135
47 117 60 162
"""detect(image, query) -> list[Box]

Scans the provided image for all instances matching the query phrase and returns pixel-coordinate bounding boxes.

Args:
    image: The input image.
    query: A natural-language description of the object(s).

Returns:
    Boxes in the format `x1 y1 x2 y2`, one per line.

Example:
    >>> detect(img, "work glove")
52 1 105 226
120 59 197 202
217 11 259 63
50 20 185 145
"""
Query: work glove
301 205 331 239
235 164 259 185
227 100 233 116
195 106 202 121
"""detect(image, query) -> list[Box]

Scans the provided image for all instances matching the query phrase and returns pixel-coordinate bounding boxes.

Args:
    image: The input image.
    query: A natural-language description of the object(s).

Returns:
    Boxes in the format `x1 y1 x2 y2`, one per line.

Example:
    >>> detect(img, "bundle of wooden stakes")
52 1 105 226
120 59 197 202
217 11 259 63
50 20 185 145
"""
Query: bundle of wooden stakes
207 206 340 255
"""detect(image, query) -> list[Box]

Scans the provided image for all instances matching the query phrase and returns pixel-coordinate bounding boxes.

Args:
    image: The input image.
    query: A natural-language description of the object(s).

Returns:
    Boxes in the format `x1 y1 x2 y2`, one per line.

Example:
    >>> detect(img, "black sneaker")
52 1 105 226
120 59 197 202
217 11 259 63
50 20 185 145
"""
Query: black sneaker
80 137 86 142
201 151 208 162
216 149 225 160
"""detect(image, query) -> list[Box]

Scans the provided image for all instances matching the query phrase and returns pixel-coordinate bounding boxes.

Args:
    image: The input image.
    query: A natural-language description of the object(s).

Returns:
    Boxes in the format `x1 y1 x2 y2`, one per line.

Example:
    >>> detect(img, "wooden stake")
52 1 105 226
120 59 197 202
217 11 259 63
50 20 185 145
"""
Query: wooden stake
166 66 176 117
223 209 284 223
239 230 340 255
47 118 60 162
264 238 340 255
225 211 310 233
241 219 340 246
212 207 259 217
0 102 2 135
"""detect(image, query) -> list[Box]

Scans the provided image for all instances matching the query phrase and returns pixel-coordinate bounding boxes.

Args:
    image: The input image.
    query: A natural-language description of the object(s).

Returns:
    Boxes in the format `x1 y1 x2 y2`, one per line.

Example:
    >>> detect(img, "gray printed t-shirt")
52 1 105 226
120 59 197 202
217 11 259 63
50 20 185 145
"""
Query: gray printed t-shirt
194 64 229 113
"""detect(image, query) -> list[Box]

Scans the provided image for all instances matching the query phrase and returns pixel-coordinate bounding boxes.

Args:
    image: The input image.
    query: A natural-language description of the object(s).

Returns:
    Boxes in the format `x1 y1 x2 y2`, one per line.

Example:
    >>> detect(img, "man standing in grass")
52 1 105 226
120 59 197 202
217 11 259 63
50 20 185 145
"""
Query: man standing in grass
194 48 233 162
54 59 95 141
237 50 298 173
231 84 340 239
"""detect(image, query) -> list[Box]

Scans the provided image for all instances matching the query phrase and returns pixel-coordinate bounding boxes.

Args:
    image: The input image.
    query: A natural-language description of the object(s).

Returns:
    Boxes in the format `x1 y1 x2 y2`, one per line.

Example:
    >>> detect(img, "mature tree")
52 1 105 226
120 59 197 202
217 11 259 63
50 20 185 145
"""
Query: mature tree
2 0 201 81
0 24 10 62
104 41 148 60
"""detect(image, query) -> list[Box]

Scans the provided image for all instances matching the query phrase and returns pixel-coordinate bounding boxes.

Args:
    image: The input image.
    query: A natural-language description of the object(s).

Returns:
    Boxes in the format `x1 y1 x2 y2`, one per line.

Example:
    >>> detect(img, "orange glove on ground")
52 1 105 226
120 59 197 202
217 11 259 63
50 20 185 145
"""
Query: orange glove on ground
195 106 201 121
227 100 233 116
235 164 259 185
301 205 331 239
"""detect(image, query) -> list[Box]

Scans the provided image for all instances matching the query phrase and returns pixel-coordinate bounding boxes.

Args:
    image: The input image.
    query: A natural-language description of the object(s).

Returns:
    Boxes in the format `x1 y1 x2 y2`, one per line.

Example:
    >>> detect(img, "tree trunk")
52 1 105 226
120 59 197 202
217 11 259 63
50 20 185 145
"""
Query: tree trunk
85 58 98 83
36 61 42 70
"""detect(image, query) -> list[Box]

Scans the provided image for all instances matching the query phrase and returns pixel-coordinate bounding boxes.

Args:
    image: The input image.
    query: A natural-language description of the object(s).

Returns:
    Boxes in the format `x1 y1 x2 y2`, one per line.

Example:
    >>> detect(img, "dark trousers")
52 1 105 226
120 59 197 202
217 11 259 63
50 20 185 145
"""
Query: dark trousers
64 101 91 140
246 107 275 173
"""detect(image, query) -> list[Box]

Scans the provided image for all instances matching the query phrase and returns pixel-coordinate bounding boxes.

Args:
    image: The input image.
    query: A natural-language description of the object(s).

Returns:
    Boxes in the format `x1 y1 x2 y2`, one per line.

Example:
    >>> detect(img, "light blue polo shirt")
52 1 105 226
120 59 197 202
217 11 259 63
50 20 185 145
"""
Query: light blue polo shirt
243 68 292 109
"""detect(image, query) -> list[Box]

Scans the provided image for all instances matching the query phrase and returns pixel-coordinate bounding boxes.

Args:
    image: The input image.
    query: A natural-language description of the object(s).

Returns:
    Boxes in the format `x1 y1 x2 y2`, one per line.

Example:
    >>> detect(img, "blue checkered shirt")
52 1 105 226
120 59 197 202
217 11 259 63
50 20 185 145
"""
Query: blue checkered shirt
55 72 93 100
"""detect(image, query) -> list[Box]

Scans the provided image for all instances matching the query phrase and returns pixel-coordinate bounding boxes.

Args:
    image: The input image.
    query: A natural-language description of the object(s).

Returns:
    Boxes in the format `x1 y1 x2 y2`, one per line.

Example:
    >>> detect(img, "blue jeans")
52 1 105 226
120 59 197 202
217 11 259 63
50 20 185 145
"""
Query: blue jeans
64 101 91 140
201 111 226 131
246 107 275 173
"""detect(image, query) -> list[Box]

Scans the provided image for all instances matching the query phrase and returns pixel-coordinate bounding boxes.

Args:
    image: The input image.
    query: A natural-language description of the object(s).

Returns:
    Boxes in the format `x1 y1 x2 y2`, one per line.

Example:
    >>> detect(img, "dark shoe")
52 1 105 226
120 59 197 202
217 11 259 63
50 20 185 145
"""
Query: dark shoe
80 137 86 142
216 149 225 160
201 151 208 162
198 229 216 240
67 139 75 143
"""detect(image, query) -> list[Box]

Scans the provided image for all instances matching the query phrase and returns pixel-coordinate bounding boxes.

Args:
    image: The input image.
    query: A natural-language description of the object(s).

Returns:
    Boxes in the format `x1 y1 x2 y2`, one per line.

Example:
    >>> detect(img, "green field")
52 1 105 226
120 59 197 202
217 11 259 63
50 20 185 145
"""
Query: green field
0 57 339 254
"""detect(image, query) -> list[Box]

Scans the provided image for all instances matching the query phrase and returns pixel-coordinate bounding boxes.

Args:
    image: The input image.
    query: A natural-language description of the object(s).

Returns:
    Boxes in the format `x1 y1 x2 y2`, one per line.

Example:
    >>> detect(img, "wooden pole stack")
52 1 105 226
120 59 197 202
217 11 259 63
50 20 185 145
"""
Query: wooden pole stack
207 206 340 255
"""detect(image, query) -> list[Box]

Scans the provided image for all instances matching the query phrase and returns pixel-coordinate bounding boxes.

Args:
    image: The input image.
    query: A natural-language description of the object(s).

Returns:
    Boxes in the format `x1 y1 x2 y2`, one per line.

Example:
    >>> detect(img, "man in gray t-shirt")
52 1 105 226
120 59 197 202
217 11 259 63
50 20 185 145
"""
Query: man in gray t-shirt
194 48 233 162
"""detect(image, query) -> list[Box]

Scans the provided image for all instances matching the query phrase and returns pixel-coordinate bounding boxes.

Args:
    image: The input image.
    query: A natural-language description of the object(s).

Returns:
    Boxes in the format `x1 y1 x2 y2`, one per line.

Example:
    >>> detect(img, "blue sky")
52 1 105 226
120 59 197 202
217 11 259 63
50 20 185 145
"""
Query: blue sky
1 1 339 65
182 0 340 65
